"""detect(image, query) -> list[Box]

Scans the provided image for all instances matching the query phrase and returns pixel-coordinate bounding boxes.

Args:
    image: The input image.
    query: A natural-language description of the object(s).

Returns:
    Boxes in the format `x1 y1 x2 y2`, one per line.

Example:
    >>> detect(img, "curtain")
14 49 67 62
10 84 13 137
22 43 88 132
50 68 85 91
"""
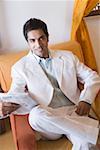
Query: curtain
71 0 99 71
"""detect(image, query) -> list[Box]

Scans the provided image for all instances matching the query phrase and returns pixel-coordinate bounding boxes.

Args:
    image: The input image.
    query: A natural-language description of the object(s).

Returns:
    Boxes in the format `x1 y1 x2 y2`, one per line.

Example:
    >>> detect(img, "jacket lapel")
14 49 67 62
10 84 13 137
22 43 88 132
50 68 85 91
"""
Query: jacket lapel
27 51 53 87
51 51 64 87
25 52 54 106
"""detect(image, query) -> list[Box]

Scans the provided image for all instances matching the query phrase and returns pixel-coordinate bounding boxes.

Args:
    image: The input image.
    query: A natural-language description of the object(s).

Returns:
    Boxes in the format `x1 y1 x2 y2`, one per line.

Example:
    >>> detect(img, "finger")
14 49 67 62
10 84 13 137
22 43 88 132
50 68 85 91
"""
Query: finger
0 110 3 116
75 107 81 115
11 104 20 108
3 103 20 109
75 106 84 116
3 102 20 107
77 108 89 116
10 102 20 106
3 102 13 107
2 104 20 115
3 105 20 113
3 108 16 115
3 106 17 112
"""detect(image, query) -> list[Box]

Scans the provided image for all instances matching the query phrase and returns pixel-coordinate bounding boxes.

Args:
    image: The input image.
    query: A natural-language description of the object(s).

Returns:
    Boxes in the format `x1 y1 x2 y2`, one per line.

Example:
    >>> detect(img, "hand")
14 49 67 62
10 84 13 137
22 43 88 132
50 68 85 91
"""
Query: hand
75 101 91 116
0 102 20 116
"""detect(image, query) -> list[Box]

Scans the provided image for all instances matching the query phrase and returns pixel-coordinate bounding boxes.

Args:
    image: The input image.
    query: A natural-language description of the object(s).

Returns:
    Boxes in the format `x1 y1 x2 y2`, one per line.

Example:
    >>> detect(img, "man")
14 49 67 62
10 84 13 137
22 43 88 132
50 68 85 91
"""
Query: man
0 18 100 150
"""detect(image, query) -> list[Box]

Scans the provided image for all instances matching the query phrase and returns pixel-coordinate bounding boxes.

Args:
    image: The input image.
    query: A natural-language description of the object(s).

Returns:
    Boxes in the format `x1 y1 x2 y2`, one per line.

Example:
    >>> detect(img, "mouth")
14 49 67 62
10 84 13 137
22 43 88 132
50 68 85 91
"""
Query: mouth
34 47 43 52
38 48 43 51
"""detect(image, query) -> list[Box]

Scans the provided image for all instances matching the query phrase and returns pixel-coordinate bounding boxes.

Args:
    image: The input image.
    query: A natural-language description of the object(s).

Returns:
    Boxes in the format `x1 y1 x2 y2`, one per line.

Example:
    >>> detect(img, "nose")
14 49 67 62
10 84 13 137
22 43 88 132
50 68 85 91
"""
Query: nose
35 40 40 47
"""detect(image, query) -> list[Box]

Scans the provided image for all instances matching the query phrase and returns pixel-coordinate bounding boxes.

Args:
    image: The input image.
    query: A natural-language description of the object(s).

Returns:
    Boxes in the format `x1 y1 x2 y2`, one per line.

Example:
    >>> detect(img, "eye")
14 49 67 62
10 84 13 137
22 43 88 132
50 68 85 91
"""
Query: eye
29 39 35 43
39 35 46 41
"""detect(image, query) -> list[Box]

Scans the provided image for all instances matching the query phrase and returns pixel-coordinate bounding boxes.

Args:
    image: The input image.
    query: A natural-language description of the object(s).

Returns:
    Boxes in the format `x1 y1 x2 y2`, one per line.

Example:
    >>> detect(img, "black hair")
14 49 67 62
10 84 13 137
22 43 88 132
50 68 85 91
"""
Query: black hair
23 18 49 41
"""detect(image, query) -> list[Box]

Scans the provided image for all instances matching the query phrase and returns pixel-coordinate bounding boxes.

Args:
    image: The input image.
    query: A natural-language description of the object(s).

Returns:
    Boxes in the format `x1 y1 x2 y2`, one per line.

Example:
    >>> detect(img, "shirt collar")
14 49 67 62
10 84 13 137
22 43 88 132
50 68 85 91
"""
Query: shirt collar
31 50 52 64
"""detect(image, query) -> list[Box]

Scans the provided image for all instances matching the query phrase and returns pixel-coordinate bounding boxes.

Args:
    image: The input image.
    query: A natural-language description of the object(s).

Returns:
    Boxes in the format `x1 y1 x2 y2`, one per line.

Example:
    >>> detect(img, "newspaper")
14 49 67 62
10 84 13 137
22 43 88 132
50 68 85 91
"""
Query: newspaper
0 92 38 118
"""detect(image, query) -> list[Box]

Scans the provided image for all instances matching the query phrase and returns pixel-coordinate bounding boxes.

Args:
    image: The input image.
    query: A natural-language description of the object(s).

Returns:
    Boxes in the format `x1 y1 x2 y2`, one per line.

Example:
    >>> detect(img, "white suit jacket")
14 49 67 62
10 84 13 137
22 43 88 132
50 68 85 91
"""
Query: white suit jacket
1 50 100 114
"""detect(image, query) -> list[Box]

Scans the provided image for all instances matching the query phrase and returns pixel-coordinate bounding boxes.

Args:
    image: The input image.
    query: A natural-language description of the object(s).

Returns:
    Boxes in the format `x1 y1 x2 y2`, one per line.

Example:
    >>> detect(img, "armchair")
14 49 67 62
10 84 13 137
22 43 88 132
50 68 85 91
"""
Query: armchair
0 40 99 150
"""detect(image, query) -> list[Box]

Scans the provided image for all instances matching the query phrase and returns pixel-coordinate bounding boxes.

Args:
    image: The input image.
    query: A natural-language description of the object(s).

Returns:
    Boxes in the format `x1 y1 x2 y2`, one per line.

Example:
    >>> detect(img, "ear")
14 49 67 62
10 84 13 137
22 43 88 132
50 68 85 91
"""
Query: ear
47 35 49 42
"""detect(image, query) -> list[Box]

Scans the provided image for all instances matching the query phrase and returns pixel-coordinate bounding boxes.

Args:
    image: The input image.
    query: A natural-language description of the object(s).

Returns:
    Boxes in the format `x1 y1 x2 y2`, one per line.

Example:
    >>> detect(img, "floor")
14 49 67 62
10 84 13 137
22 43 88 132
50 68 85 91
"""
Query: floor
0 130 100 150
0 130 71 150
0 118 100 150
0 129 15 150
0 118 15 150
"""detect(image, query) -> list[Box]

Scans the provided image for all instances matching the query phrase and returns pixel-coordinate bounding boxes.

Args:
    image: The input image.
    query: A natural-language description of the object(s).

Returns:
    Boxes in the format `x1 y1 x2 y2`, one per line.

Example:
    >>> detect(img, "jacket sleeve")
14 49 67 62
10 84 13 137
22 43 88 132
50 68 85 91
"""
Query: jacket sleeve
73 54 100 104
0 65 38 114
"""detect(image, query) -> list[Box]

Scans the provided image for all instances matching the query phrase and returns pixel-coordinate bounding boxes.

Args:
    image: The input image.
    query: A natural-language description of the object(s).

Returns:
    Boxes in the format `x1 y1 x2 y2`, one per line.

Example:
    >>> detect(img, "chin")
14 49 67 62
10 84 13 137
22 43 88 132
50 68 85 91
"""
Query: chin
38 52 44 57
36 53 44 58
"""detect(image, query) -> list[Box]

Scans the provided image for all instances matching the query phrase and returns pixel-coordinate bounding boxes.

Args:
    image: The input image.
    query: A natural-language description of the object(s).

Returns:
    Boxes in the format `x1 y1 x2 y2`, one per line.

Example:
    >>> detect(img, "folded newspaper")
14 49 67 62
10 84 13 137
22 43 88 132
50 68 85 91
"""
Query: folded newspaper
0 92 38 116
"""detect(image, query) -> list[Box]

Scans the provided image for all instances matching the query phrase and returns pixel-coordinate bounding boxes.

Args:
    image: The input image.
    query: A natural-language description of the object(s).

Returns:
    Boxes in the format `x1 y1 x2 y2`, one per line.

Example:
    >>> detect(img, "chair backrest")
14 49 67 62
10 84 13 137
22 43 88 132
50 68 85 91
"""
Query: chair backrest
49 40 84 62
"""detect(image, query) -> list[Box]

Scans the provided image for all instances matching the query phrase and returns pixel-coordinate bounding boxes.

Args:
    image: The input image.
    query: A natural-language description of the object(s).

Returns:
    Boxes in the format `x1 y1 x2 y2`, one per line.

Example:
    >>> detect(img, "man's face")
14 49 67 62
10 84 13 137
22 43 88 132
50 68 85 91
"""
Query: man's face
27 29 49 58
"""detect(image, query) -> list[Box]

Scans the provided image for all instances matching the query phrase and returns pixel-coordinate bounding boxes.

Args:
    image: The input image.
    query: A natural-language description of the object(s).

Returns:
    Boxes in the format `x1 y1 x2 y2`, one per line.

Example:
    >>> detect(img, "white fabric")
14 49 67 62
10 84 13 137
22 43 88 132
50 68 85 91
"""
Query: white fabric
0 50 99 113
29 105 99 149
11 50 100 106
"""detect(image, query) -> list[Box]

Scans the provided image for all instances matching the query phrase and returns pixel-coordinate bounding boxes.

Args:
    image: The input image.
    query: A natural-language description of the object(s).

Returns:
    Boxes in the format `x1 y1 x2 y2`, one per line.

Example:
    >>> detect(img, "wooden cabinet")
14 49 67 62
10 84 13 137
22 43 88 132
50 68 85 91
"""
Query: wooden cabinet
0 120 6 134
0 86 6 134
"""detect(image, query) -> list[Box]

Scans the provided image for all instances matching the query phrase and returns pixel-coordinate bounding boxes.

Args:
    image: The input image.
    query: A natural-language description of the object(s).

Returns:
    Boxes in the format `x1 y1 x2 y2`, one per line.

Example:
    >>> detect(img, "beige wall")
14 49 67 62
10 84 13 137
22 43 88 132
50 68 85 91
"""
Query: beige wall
0 1 99 72
0 0 74 51
85 16 100 73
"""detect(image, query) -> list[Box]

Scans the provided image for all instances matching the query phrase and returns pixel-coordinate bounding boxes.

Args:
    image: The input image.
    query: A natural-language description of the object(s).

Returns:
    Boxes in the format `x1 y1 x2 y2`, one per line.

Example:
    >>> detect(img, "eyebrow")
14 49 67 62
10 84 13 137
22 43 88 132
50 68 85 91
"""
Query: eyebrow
28 35 46 41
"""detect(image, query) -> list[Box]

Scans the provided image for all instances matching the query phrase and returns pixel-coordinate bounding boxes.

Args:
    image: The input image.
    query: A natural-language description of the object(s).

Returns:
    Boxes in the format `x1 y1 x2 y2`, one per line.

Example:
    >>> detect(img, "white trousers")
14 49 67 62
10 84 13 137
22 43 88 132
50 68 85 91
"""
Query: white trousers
29 105 99 150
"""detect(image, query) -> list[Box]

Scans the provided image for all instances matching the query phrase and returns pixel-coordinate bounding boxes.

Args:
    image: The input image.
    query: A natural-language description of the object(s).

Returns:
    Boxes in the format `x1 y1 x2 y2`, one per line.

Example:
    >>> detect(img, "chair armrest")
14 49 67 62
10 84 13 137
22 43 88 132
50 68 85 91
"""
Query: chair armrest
10 114 37 150
91 91 100 121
